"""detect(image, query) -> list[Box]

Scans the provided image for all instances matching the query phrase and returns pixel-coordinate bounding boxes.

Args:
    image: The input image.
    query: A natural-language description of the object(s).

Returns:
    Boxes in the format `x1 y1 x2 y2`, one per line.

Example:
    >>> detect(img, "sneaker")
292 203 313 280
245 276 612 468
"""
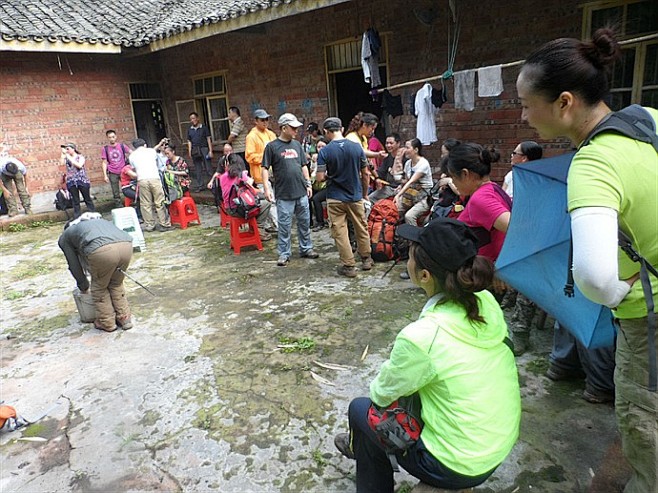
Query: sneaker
511 332 530 356
337 265 357 278
94 324 117 333
361 256 374 271
399 270 410 280
260 232 272 242
277 256 289 267
116 316 133 331
312 223 326 232
156 224 172 232
334 433 355 460
545 365 586 381
265 226 278 234
301 249 319 259
582 388 614 404
143 226 155 232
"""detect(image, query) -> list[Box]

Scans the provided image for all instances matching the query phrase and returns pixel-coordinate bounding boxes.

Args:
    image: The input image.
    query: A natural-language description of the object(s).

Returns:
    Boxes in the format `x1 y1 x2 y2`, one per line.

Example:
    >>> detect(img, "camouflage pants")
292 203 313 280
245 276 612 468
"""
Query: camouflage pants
509 293 537 335
615 317 658 493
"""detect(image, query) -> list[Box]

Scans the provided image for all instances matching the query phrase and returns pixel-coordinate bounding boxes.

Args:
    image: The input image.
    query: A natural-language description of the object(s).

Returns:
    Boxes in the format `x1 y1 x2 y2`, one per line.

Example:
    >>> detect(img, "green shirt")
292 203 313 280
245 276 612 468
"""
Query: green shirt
370 291 521 476
568 107 658 319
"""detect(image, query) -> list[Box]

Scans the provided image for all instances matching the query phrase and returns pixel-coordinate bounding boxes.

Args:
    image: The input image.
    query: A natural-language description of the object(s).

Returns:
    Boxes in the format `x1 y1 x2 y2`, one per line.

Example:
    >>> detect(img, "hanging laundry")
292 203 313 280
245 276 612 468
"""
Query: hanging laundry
454 69 475 111
415 83 437 145
361 32 371 85
431 85 448 108
361 29 382 88
478 65 503 97
381 90 403 118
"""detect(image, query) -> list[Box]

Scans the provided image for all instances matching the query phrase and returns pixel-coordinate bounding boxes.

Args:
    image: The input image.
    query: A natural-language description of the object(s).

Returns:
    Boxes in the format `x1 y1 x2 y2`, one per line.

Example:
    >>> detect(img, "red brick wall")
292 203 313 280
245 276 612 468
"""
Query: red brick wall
0 52 159 195
1 0 584 204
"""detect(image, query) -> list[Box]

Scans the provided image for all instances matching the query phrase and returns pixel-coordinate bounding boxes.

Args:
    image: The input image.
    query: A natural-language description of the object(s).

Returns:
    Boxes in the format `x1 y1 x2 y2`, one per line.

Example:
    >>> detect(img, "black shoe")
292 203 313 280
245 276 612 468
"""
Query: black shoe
301 249 319 259
582 388 614 404
334 433 355 460
545 365 586 381
155 224 173 232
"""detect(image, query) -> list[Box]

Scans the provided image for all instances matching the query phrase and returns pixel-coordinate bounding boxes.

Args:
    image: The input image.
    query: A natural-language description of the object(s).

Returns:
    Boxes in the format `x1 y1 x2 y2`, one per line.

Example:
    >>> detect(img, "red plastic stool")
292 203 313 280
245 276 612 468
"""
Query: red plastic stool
219 204 230 228
169 196 201 229
228 215 263 255
124 197 134 207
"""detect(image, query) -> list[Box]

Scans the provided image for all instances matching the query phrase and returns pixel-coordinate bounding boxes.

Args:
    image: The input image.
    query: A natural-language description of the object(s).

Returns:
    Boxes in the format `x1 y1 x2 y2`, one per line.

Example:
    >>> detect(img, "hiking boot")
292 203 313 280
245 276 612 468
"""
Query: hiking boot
545 365 586 381
399 270 410 280
361 256 374 271
94 324 117 333
337 265 357 278
334 433 355 460
116 316 133 331
511 332 530 356
259 232 272 242
277 256 289 267
301 249 319 259
582 388 615 404
156 224 172 232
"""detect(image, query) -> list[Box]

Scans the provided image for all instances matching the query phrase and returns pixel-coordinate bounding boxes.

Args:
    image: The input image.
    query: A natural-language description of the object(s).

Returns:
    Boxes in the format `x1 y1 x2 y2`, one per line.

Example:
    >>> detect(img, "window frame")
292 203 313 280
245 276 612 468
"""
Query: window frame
191 71 230 143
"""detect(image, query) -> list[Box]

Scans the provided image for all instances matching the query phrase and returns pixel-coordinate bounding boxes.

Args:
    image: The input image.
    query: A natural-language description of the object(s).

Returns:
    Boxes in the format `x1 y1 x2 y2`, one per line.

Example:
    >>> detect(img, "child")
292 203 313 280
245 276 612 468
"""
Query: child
335 218 521 492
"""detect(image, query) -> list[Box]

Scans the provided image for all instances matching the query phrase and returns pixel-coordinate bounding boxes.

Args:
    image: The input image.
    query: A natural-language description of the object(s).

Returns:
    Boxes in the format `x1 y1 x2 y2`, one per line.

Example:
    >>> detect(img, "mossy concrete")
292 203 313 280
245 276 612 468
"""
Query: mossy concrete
0 203 628 492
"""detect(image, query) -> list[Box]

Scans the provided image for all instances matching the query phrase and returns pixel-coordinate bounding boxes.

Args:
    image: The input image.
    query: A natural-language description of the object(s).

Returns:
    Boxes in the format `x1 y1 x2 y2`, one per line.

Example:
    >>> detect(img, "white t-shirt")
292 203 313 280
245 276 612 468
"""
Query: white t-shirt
503 170 513 198
129 147 160 181
415 83 437 145
404 157 433 190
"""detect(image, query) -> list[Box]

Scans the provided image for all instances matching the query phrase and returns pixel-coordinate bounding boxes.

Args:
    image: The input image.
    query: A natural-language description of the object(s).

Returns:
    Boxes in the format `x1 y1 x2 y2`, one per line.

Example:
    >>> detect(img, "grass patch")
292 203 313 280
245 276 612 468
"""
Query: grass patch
11 263 54 280
278 336 316 353
8 223 26 232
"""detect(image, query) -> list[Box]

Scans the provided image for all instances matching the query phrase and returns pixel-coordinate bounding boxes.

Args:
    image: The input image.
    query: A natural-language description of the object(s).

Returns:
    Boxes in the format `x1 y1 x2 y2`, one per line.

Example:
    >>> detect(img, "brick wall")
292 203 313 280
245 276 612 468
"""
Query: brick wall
1 0 584 209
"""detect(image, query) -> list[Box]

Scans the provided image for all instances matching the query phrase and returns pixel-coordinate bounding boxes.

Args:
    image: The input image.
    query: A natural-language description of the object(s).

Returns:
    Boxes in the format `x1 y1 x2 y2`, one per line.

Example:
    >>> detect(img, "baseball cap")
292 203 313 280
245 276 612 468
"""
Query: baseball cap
278 113 303 128
253 109 270 119
396 218 480 272
322 117 342 130
60 142 79 152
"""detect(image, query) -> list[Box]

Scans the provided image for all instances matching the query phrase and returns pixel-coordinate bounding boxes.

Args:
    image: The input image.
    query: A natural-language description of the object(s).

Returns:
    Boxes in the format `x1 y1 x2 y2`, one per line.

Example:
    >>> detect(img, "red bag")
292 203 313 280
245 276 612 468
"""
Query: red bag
367 393 423 471
229 182 261 219
368 198 400 262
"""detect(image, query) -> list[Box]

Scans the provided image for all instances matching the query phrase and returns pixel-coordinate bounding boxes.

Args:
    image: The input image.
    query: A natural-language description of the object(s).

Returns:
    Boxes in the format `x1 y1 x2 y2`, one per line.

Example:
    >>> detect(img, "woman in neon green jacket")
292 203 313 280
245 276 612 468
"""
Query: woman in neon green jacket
335 218 521 492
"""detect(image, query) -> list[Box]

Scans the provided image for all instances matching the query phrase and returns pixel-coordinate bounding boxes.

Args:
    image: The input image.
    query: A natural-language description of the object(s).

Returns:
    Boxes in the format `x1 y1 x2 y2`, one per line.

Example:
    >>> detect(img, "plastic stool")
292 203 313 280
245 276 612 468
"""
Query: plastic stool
169 196 201 229
111 207 146 252
124 196 134 207
219 204 230 228
228 215 263 255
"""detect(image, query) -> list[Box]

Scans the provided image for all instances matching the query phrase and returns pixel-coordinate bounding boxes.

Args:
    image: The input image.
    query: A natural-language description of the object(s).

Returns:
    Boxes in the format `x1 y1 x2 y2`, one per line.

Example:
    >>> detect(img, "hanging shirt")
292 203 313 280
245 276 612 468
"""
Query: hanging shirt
415 83 437 145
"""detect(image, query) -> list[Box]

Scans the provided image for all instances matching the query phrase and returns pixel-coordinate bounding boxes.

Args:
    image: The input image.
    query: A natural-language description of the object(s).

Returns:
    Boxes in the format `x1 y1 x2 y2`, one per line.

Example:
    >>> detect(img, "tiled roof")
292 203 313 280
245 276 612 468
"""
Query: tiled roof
0 0 297 48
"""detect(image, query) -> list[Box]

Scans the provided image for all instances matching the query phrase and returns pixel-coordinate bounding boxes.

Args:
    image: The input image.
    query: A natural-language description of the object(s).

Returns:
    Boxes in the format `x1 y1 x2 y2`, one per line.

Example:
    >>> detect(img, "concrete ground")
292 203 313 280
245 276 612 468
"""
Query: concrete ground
0 199 630 492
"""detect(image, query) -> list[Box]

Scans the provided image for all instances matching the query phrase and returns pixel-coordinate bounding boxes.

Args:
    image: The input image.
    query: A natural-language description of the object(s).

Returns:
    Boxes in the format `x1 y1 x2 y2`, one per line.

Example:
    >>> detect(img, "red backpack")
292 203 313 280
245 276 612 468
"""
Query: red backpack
368 198 402 262
228 182 261 219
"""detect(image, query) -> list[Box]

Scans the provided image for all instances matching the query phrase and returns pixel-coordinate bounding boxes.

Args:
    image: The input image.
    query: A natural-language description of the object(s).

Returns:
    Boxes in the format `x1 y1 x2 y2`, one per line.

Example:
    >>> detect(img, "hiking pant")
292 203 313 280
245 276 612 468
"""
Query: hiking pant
368 186 396 205
257 183 278 229
138 179 170 230
404 198 430 226
1 172 31 216
311 188 327 225
509 293 537 336
276 195 313 259
615 317 658 493
327 198 371 268
68 183 95 219
121 186 142 220
549 322 616 394
347 397 494 492
191 150 212 190
87 242 132 331
108 172 122 207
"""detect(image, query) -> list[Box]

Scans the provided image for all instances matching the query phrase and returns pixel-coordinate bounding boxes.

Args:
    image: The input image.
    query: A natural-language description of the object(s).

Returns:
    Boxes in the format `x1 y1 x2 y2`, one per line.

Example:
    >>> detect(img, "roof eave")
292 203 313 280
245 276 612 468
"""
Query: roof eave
0 38 123 54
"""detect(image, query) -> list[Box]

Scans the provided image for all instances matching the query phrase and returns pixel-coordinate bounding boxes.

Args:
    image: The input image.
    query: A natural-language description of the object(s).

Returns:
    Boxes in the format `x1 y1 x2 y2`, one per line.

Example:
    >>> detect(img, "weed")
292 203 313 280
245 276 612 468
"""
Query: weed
4 290 24 300
8 223 26 232
311 449 326 467
29 220 53 228
278 336 316 353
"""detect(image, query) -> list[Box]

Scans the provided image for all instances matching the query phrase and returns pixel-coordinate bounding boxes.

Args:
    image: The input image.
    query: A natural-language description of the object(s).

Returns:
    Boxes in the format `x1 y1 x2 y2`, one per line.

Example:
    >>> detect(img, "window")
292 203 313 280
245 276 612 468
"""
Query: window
192 73 230 142
582 0 658 109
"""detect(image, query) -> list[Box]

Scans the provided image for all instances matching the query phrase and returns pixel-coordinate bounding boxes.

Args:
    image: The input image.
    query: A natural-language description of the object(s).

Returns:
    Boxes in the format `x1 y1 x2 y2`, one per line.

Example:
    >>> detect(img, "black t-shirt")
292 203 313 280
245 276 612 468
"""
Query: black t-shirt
187 124 211 148
262 138 308 200
377 153 402 186
318 138 368 202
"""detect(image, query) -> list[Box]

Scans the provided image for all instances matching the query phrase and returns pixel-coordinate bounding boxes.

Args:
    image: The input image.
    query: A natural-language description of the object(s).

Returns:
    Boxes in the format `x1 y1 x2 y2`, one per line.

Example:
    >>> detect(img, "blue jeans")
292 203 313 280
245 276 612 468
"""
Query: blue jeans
276 195 313 259
347 397 495 493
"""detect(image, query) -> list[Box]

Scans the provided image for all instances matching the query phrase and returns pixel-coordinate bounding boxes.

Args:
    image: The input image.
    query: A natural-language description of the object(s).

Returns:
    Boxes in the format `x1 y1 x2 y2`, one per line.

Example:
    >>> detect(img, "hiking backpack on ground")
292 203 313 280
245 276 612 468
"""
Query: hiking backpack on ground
368 198 407 262
228 182 261 220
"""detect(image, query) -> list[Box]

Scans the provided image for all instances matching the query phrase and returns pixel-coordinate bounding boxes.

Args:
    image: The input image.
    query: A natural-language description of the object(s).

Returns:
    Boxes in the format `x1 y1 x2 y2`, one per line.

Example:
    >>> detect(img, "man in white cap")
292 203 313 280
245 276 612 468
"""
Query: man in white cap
0 144 32 217
262 113 318 266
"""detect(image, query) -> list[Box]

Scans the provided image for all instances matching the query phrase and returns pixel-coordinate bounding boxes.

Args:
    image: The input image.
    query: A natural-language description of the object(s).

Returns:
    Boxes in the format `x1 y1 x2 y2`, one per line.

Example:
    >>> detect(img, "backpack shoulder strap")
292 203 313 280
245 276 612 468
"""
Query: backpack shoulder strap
583 105 658 152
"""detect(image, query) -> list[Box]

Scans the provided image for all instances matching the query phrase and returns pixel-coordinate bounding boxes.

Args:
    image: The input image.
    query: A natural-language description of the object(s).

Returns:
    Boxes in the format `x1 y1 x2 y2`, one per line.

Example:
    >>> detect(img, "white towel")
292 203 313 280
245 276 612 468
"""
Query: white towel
478 65 503 97
454 70 475 111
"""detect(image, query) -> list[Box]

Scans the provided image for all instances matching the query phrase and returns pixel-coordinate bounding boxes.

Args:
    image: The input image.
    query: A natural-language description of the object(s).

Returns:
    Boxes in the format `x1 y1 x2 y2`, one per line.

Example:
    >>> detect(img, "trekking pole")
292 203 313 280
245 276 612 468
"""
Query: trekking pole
117 268 156 296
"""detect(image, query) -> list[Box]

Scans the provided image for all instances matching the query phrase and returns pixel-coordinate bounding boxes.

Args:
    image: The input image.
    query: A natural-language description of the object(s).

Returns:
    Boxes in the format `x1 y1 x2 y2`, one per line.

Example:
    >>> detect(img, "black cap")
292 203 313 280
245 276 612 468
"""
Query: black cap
307 122 319 132
397 218 479 272
322 117 342 130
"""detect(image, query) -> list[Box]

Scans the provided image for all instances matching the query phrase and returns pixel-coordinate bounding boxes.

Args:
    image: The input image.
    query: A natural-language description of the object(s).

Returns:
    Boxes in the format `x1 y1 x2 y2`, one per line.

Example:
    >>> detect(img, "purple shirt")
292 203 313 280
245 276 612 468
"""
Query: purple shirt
101 143 130 174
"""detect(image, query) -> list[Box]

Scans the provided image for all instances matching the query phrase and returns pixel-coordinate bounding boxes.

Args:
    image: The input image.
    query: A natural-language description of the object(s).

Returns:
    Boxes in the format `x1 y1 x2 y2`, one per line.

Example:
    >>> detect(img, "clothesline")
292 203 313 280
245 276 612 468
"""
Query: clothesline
375 32 658 94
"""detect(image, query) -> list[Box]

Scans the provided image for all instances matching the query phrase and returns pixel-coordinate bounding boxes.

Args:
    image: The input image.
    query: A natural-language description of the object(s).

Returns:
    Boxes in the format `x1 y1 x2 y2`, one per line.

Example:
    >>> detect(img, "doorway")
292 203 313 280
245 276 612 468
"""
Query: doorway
132 101 167 147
